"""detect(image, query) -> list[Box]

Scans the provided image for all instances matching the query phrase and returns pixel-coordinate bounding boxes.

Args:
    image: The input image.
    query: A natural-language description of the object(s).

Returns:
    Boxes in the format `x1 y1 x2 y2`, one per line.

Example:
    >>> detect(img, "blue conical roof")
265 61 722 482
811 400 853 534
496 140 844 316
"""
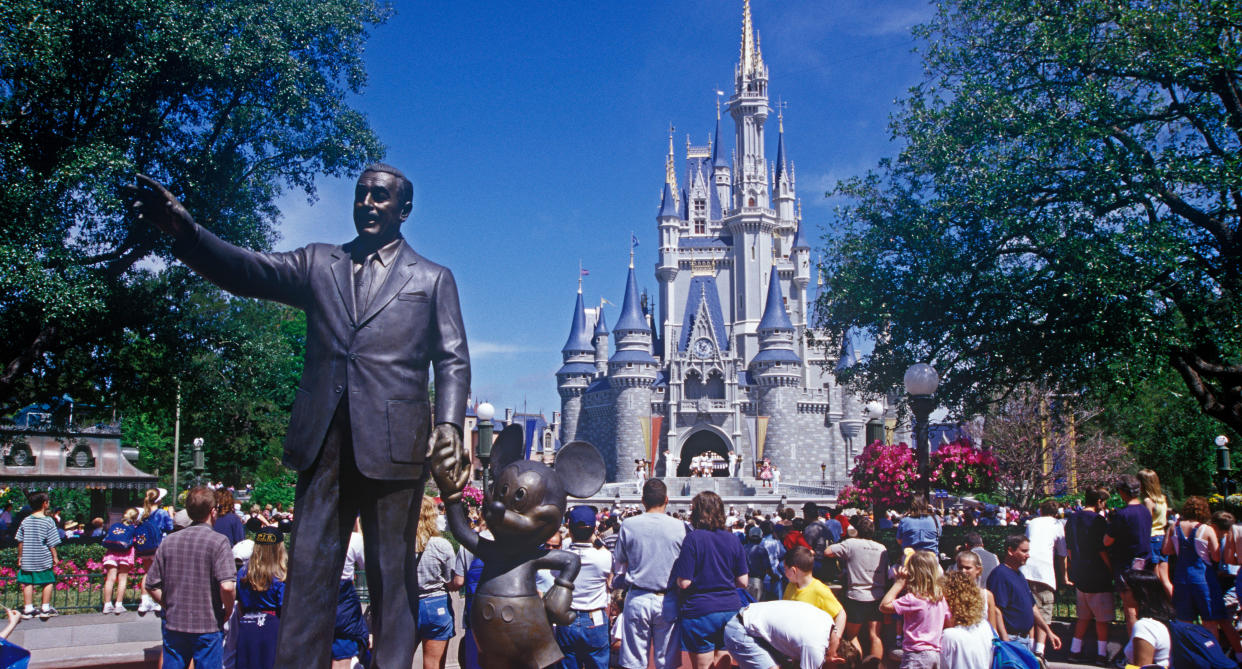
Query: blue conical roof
613 267 649 333
658 181 679 219
774 128 787 187
561 291 593 354
712 117 728 169
757 266 793 332
792 220 810 250
594 307 608 336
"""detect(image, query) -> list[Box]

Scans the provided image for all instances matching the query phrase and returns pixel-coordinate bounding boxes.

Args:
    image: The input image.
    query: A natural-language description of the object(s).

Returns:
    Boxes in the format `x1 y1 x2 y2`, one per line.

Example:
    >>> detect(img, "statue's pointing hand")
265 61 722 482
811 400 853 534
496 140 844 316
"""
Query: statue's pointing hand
430 424 470 503
124 174 195 238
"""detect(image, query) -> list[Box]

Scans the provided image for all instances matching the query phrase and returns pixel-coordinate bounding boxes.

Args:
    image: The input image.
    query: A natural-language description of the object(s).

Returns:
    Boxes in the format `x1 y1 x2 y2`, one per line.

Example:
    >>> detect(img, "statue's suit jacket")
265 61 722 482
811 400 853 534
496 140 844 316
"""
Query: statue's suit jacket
172 222 470 480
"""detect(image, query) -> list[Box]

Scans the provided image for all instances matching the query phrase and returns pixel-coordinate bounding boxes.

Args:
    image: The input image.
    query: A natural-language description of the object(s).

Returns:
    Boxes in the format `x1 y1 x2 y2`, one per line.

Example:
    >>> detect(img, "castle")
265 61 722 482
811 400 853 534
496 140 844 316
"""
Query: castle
556 1 891 487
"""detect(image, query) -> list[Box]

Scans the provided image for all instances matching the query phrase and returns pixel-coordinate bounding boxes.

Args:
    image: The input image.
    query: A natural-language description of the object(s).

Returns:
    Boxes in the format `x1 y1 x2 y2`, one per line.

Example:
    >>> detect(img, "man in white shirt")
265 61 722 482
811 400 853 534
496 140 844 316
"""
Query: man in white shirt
556 505 613 669
723 600 840 669
1022 500 1067 656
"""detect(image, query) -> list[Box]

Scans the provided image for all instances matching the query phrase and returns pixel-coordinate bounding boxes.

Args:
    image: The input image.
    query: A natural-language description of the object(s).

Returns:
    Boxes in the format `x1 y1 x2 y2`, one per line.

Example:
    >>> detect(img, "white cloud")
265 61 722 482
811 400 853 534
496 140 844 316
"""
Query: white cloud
472 341 543 357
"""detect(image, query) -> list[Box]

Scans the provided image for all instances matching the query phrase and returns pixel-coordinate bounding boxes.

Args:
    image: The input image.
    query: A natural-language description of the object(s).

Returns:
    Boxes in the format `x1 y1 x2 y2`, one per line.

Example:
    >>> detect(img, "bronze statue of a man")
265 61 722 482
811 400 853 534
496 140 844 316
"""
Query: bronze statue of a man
129 166 471 668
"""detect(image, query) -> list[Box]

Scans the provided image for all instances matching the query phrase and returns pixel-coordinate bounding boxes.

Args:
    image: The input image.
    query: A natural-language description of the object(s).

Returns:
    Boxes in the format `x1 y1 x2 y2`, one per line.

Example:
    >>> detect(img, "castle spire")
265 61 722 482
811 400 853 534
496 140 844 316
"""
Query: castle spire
614 266 648 333
665 124 679 204
561 290 593 354
740 0 756 80
758 266 794 332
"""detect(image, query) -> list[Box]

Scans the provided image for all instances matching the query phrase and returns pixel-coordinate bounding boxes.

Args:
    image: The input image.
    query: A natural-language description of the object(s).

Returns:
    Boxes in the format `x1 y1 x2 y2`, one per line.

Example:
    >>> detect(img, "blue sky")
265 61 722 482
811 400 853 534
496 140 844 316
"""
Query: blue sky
275 0 932 418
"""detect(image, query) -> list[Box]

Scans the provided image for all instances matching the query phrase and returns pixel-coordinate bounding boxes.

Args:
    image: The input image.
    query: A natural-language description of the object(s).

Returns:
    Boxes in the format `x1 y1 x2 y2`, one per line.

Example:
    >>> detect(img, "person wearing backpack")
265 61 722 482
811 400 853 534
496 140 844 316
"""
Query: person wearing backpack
1161 495 1242 657
101 508 140 613
136 488 173 614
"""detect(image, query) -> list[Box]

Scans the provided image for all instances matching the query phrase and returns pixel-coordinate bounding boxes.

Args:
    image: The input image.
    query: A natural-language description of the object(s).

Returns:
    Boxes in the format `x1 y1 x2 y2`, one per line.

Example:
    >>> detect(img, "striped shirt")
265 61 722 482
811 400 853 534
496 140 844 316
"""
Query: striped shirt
16 514 60 572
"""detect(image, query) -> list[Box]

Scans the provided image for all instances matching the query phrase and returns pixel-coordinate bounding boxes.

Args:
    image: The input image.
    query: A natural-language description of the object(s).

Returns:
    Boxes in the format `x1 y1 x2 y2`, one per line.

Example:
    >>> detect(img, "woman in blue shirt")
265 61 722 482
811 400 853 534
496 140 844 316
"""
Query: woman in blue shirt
671 491 748 669
897 498 941 553
234 527 287 669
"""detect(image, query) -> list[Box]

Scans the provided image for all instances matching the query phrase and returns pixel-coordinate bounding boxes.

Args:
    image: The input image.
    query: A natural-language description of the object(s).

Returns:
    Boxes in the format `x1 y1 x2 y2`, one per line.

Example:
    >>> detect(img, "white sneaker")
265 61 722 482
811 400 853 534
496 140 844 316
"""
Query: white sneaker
102 602 114 614
113 603 126 614
152 602 162 612
137 599 152 613
20 607 33 620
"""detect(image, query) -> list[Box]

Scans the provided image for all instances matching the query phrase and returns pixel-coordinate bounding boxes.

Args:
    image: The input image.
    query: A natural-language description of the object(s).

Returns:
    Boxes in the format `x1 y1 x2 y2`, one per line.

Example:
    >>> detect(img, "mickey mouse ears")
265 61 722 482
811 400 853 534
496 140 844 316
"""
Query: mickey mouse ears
555 441 606 499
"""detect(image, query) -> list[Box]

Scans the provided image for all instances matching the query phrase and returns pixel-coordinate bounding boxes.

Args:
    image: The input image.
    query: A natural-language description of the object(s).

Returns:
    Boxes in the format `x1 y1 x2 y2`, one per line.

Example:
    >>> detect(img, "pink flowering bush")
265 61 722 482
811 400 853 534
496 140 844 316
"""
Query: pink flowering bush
931 439 998 494
844 440 918 510
462 485 484 509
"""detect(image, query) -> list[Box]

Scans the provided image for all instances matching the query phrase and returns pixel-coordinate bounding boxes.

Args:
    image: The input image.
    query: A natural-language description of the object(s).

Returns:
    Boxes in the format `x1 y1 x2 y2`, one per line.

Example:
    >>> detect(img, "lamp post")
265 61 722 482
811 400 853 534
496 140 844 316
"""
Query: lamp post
1217 435 1233 496
820 463 826 485
476 403 495 493
904 363 940 503
191 437 205 487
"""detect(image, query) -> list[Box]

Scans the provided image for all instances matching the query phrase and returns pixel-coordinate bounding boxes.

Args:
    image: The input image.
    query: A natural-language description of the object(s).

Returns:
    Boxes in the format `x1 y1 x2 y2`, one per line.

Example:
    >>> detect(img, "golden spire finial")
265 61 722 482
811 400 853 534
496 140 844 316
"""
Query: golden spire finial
740 0 755 78
665 123 679 201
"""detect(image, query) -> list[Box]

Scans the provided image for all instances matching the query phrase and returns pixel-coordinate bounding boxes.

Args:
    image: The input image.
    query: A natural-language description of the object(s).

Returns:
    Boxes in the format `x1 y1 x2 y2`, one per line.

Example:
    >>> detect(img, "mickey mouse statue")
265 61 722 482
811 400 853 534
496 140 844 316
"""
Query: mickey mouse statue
431 424 606 669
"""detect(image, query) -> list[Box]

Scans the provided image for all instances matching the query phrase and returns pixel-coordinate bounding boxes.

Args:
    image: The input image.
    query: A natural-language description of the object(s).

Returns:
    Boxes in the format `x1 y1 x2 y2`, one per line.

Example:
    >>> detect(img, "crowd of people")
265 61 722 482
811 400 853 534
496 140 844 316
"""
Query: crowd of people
8 466 1242 669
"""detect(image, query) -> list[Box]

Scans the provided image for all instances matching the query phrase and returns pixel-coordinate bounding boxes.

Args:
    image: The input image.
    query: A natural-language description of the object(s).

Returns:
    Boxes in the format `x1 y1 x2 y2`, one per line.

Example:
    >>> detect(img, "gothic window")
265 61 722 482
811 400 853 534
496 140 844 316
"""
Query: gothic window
866 422 886 445
748 197 756 207
693 199 706 234
705 371 726 399
685 370 705 399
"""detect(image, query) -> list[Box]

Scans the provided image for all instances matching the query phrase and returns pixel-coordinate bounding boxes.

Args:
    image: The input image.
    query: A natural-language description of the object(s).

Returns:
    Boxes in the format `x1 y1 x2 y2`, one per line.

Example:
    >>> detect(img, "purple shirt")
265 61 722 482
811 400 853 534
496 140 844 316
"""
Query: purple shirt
1107 503 1152 573
670 529 746 618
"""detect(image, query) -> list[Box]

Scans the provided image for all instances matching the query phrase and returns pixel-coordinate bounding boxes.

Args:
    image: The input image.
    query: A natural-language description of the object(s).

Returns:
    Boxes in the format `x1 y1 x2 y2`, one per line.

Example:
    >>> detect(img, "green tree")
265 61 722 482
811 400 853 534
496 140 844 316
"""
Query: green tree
0 0 387 411
819 0 1242 437
1096 366 1237 499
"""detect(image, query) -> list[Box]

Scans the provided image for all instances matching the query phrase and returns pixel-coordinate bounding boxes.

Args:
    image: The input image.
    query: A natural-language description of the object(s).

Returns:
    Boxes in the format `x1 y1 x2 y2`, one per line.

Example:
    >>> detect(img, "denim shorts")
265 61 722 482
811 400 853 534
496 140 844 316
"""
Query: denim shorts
417 594 455 641
680 610 737 653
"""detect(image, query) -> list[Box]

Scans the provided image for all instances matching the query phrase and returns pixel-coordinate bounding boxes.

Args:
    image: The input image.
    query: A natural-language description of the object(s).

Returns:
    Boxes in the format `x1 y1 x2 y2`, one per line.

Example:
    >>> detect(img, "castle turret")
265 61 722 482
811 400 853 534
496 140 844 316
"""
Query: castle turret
608 265 657 482
773 113 795 223
750 266 802 480
557 288 596 445
711 109 731 218
658 181 681 360
731 0 769 210
593 307 609 375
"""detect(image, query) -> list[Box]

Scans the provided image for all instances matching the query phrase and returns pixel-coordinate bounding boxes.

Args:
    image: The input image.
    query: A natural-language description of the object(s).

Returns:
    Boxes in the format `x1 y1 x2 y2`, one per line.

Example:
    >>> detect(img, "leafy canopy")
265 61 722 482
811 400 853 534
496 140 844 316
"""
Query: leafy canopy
0 0 387 409
818 0 1242 434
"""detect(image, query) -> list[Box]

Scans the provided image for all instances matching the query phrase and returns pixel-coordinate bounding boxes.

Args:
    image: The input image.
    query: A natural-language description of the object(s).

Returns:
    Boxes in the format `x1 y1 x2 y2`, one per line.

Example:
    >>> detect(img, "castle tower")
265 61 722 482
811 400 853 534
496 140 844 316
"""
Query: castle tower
657 181 681 360
749 266 802 479
791 209 812 378
609 264 657 482
731 0 769 211
711 107 731 218
556 288 595 445
593 307 609 375
773 113 795 223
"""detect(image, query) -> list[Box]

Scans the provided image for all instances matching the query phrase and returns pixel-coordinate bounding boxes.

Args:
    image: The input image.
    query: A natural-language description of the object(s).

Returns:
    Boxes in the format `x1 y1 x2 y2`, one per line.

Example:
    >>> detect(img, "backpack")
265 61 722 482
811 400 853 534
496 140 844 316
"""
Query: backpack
101 522 135 551
132 510 166 556
991 636 1040 669
1169 619 1235 669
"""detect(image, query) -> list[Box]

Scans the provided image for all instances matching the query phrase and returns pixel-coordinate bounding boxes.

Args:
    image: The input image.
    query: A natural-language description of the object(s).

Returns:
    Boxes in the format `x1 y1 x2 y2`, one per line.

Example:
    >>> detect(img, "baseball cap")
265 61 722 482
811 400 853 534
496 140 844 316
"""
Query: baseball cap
567 505 596 528
173 509 192 529
254 527 283 545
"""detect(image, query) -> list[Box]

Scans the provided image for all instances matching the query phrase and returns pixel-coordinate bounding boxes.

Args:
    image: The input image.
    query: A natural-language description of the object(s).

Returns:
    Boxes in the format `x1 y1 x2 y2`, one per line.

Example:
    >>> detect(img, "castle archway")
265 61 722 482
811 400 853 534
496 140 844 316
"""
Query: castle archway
678 429 731 477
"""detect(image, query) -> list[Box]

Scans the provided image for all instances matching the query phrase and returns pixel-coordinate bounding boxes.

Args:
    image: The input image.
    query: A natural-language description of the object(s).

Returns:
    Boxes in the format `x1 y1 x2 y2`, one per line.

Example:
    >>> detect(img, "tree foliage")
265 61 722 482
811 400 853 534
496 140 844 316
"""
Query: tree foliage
818 0 1242 435
0 0 388 410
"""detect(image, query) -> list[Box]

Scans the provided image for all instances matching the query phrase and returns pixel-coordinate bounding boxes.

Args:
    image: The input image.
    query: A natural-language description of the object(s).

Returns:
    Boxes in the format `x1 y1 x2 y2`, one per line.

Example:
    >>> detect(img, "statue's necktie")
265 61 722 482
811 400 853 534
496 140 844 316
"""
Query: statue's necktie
354 254 379 320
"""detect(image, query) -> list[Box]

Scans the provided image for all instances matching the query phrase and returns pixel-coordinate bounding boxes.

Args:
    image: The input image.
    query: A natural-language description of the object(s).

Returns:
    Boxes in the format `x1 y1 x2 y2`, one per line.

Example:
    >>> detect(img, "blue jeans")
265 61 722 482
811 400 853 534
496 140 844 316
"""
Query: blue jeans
162 627 223 669
554 610 610 669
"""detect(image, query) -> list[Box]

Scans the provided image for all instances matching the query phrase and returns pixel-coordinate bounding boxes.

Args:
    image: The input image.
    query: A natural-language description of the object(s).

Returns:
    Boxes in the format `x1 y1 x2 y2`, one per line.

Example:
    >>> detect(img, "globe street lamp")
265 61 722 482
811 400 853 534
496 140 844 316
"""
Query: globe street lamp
1217 435 1233 496
476 403 495 491
904 363 940 503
